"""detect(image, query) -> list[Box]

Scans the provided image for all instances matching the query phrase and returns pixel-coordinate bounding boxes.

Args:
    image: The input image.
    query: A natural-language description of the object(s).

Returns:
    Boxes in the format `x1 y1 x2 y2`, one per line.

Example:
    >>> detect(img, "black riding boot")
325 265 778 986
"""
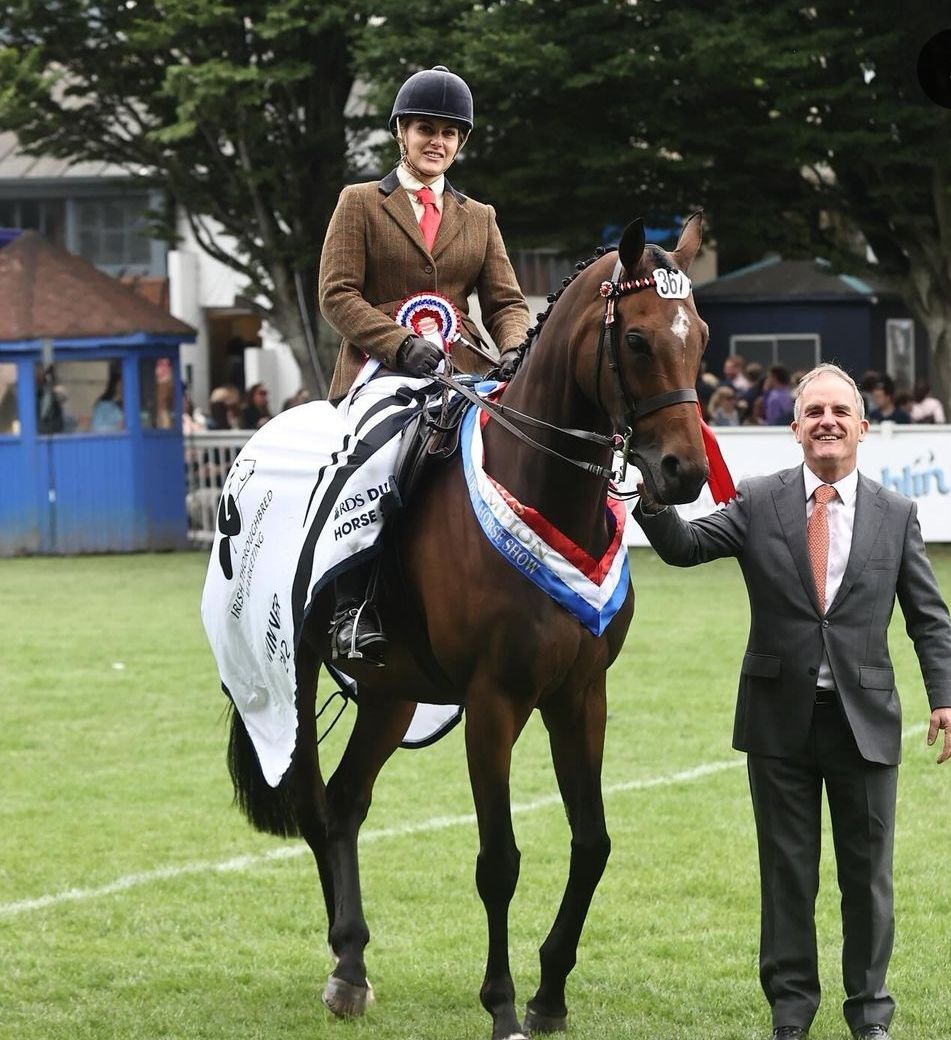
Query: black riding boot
330 563 386 666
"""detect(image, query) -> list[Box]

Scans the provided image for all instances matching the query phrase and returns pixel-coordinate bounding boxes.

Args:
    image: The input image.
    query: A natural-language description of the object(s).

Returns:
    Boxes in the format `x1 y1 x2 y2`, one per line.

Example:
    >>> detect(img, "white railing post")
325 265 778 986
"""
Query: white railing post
183 430 253 546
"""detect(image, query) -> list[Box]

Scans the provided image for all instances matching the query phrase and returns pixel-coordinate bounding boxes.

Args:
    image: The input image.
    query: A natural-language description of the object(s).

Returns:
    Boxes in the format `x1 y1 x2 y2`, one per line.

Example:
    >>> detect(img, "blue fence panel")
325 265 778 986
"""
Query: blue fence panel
141 431 188 550
0 435 41 554
45 434 138 553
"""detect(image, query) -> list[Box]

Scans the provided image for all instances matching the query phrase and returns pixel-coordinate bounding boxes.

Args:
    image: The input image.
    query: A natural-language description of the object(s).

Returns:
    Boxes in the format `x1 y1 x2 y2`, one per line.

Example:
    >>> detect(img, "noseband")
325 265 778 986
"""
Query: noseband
595 258 699 479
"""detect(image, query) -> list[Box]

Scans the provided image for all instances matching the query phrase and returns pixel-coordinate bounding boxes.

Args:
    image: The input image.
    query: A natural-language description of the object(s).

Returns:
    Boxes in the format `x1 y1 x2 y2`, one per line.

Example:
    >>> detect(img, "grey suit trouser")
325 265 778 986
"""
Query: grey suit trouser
747 700 898 1032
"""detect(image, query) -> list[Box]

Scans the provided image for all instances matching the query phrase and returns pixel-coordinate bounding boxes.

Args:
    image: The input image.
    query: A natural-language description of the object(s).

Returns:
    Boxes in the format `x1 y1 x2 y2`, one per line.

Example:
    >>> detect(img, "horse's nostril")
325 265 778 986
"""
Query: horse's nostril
660 453 682 481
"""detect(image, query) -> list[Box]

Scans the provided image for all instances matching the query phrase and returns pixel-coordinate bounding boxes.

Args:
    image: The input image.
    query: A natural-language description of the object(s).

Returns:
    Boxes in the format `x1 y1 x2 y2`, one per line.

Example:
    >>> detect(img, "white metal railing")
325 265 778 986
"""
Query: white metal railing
186 423 951 548
184 430 252 546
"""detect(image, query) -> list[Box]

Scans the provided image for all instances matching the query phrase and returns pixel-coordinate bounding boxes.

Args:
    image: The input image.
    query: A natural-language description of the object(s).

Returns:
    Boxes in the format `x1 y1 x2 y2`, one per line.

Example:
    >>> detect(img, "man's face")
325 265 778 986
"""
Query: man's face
872 386 889 410
792 372 868 478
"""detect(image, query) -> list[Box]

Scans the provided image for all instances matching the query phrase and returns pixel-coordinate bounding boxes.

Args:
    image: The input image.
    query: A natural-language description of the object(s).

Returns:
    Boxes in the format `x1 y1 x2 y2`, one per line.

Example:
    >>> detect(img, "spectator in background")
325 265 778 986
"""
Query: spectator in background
722 353 752 392
182 384 206 435
859 370 881 417
36 363 65 434
240 382 272 430
206 385 241 430
708 385 741 426
91 364 124 432
762 364 794 426
737 361 764 424
281 387 310 411
868 376 912 424
695 360 717 418
910 381 946 424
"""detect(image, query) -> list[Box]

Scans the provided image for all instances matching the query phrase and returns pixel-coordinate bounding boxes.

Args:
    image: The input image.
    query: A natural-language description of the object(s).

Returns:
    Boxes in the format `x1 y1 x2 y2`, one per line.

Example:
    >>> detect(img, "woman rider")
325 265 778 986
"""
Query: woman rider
318 64 530 663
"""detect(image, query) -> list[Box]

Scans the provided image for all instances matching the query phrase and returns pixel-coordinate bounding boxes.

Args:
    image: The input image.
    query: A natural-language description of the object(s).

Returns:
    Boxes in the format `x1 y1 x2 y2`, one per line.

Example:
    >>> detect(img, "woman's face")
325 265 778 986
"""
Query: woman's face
402 117 462 180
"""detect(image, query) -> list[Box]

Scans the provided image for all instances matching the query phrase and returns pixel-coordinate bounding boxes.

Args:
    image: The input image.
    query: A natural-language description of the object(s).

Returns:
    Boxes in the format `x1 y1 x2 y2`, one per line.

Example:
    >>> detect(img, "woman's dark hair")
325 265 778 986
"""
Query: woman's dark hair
99 362 122 403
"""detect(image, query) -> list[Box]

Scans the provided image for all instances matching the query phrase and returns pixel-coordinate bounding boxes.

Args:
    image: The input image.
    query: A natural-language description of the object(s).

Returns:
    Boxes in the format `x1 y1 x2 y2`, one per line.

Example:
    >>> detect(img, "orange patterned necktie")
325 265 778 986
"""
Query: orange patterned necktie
807 484 837 612
416 185 441 252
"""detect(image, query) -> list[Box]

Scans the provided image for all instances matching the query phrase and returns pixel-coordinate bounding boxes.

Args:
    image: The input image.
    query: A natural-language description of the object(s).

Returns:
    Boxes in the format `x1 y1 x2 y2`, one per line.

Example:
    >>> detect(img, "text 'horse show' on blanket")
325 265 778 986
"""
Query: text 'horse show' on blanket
207 215 713 1040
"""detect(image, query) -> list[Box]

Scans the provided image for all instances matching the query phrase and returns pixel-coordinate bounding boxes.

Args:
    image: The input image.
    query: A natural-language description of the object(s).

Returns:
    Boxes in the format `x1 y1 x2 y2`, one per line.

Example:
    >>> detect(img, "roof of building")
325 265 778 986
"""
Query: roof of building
0 230 193 342
694 255 896 303
0 131 130 182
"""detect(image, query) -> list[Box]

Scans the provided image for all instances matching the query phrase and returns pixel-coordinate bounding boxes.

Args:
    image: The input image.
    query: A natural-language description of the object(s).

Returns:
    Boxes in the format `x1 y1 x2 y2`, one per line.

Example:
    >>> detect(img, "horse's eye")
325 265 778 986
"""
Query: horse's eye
625 330 650 355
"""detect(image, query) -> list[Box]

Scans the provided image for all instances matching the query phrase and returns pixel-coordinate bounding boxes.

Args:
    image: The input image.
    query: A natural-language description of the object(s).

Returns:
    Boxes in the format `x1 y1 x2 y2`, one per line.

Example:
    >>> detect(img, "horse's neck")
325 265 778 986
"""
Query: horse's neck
482 308 614 556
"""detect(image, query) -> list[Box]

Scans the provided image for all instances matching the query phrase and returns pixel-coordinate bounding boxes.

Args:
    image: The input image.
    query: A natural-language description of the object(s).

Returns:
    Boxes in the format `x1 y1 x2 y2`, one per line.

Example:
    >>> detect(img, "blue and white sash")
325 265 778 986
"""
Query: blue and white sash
460 405 630 636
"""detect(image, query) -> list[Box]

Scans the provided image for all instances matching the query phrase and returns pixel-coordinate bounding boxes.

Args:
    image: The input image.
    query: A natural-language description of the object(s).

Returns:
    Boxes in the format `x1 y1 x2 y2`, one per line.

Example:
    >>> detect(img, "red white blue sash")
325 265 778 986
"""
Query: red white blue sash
460 405 630 635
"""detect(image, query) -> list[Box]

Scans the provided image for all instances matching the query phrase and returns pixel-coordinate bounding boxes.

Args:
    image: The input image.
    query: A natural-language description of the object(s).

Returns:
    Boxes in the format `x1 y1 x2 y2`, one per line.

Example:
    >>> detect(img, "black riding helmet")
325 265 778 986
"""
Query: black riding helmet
388 65 474 135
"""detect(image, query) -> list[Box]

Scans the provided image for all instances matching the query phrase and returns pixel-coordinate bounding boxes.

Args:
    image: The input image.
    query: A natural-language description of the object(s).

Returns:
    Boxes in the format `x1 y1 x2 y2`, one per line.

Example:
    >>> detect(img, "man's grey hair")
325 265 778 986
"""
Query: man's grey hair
793 363 865 421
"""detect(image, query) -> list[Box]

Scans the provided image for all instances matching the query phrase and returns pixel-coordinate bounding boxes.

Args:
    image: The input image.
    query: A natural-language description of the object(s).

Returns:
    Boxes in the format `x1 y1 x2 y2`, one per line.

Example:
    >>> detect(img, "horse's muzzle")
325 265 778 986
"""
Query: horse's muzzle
654 453 708 505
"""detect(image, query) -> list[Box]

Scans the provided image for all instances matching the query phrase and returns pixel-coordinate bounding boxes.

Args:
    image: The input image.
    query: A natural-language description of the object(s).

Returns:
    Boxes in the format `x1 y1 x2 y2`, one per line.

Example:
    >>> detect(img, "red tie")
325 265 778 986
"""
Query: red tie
416 185 441 252
807 484 837 613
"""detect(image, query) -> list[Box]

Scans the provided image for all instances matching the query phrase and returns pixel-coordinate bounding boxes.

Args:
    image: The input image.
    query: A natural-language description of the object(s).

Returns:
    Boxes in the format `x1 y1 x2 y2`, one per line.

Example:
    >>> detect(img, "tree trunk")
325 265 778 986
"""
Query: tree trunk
921 313 951 417
902 259 951 416
268 296 329 401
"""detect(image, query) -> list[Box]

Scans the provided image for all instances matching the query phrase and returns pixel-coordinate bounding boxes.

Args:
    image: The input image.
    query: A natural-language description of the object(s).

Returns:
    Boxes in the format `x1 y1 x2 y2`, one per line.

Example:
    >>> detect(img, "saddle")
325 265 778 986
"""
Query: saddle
382 380 472 516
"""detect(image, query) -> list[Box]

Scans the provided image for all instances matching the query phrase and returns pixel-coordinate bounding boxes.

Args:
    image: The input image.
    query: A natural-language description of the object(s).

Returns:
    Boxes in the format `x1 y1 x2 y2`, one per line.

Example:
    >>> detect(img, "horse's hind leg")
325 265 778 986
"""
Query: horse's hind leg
525 675 611 1034
290 640 336 942
322 691 415 1018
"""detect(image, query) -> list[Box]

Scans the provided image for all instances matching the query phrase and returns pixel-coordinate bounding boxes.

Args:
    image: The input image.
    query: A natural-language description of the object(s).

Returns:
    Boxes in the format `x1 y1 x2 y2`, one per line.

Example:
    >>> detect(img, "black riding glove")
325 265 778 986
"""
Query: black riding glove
496 347 521 381
395 335 443 377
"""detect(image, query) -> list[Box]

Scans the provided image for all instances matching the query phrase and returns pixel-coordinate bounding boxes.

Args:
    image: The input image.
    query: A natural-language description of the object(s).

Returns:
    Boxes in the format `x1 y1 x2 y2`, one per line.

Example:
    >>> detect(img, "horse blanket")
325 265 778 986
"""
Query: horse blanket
201 362 448 785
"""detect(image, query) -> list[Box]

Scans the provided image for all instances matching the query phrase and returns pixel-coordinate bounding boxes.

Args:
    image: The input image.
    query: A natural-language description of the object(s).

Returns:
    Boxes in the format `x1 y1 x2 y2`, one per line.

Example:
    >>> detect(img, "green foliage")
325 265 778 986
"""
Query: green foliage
2 1 951 399
0 0 371 393
2 549 951 1038
358 0 951 402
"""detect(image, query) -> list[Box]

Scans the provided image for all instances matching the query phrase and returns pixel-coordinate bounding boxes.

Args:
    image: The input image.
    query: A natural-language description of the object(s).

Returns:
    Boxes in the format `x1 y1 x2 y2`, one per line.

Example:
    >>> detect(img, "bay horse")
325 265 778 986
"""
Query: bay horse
226 214 710 1039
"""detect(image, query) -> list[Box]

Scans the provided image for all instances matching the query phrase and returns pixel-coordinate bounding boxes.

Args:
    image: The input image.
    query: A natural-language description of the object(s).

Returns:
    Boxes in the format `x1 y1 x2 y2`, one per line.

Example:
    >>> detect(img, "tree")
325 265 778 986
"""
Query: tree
359 2 951 408
4 1 950 406
0 0 370 396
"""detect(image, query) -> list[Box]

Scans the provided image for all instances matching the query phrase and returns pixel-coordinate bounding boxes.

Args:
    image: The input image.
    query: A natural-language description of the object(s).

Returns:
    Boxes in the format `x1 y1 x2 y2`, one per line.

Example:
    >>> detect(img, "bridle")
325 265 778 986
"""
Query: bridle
439 254 699 486
594 257 699 480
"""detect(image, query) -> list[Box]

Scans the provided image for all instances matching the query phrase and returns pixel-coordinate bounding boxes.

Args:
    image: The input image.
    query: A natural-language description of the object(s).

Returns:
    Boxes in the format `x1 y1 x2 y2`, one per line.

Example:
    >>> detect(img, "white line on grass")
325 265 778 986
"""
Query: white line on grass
0 723 930 919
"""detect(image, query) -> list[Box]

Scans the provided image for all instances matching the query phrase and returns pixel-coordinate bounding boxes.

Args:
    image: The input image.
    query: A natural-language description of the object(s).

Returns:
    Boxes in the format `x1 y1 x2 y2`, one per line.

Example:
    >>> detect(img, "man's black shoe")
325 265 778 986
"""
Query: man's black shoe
772 1029 807 1040
330 601 387 665
853 1027 891 1040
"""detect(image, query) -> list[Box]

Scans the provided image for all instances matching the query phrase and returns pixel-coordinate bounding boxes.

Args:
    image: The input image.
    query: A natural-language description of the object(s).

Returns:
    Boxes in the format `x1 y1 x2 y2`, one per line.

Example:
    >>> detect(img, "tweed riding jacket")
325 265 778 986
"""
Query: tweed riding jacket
319 169 530 399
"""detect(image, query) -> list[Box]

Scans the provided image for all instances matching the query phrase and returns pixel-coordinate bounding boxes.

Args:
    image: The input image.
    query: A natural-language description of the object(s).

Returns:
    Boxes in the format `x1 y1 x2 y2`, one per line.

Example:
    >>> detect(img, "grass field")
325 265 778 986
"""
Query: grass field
2 548 950 1040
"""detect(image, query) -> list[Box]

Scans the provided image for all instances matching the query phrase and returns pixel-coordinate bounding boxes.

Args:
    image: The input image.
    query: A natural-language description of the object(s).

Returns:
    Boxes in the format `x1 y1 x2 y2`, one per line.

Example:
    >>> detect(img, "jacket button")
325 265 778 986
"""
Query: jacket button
821 619 830 628
424 264 433 273
808 667 817 676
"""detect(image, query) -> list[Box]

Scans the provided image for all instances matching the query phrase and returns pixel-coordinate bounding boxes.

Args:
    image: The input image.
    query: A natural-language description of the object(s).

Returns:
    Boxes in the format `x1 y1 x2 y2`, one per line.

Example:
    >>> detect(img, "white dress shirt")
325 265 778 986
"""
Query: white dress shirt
396 164 445 220
803 463 858 689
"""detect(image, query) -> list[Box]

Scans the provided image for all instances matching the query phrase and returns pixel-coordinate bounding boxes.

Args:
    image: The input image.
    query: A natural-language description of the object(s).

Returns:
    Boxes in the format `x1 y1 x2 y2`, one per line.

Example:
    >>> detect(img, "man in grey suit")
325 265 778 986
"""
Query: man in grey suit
635 363 951 1040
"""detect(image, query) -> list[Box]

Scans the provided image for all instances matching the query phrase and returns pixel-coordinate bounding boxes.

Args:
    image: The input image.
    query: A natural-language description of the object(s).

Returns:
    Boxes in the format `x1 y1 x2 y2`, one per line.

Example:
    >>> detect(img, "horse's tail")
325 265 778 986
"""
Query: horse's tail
226 701 303 838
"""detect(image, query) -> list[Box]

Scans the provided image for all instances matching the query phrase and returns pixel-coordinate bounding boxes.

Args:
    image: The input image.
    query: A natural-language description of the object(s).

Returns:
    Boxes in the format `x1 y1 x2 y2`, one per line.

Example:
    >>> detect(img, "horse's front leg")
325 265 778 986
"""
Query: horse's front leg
525 674 610 1034
322 693 415 1018
466 680 535 1040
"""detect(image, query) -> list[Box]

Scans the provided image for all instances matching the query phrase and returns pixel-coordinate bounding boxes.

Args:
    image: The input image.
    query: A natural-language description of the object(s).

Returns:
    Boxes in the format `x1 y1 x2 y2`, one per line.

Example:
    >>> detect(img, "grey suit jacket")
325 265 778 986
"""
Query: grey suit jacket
635 466 951 764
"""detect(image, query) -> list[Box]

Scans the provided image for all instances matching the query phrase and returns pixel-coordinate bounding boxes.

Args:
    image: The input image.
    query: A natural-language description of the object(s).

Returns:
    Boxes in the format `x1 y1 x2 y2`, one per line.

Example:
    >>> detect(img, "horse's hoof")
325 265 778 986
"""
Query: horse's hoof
322 973 374 1018
523 1004 568 1034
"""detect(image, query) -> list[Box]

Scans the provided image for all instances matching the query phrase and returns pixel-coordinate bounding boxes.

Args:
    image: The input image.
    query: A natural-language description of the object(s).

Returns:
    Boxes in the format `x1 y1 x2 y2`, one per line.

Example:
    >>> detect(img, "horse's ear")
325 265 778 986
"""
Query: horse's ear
617 218 645 275
672 210 704 271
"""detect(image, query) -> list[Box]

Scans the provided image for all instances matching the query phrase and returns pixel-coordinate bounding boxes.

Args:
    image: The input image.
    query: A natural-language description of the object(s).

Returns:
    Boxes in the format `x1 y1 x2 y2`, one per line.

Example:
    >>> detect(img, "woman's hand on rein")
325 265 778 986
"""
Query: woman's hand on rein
396 335 443 377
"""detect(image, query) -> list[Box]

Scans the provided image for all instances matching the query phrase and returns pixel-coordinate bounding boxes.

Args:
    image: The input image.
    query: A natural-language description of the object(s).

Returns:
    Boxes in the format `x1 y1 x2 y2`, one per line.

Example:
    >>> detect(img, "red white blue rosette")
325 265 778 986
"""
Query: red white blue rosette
394 292 461 352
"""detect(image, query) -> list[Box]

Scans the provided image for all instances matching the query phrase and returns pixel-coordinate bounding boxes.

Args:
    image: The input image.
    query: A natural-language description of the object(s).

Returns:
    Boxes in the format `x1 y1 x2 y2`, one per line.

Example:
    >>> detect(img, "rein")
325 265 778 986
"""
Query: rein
434 371 619 480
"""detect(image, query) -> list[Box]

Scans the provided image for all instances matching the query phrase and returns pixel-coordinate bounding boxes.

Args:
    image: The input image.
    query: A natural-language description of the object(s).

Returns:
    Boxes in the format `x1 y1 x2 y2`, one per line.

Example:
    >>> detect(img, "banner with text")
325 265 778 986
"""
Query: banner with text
623 425 951 546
